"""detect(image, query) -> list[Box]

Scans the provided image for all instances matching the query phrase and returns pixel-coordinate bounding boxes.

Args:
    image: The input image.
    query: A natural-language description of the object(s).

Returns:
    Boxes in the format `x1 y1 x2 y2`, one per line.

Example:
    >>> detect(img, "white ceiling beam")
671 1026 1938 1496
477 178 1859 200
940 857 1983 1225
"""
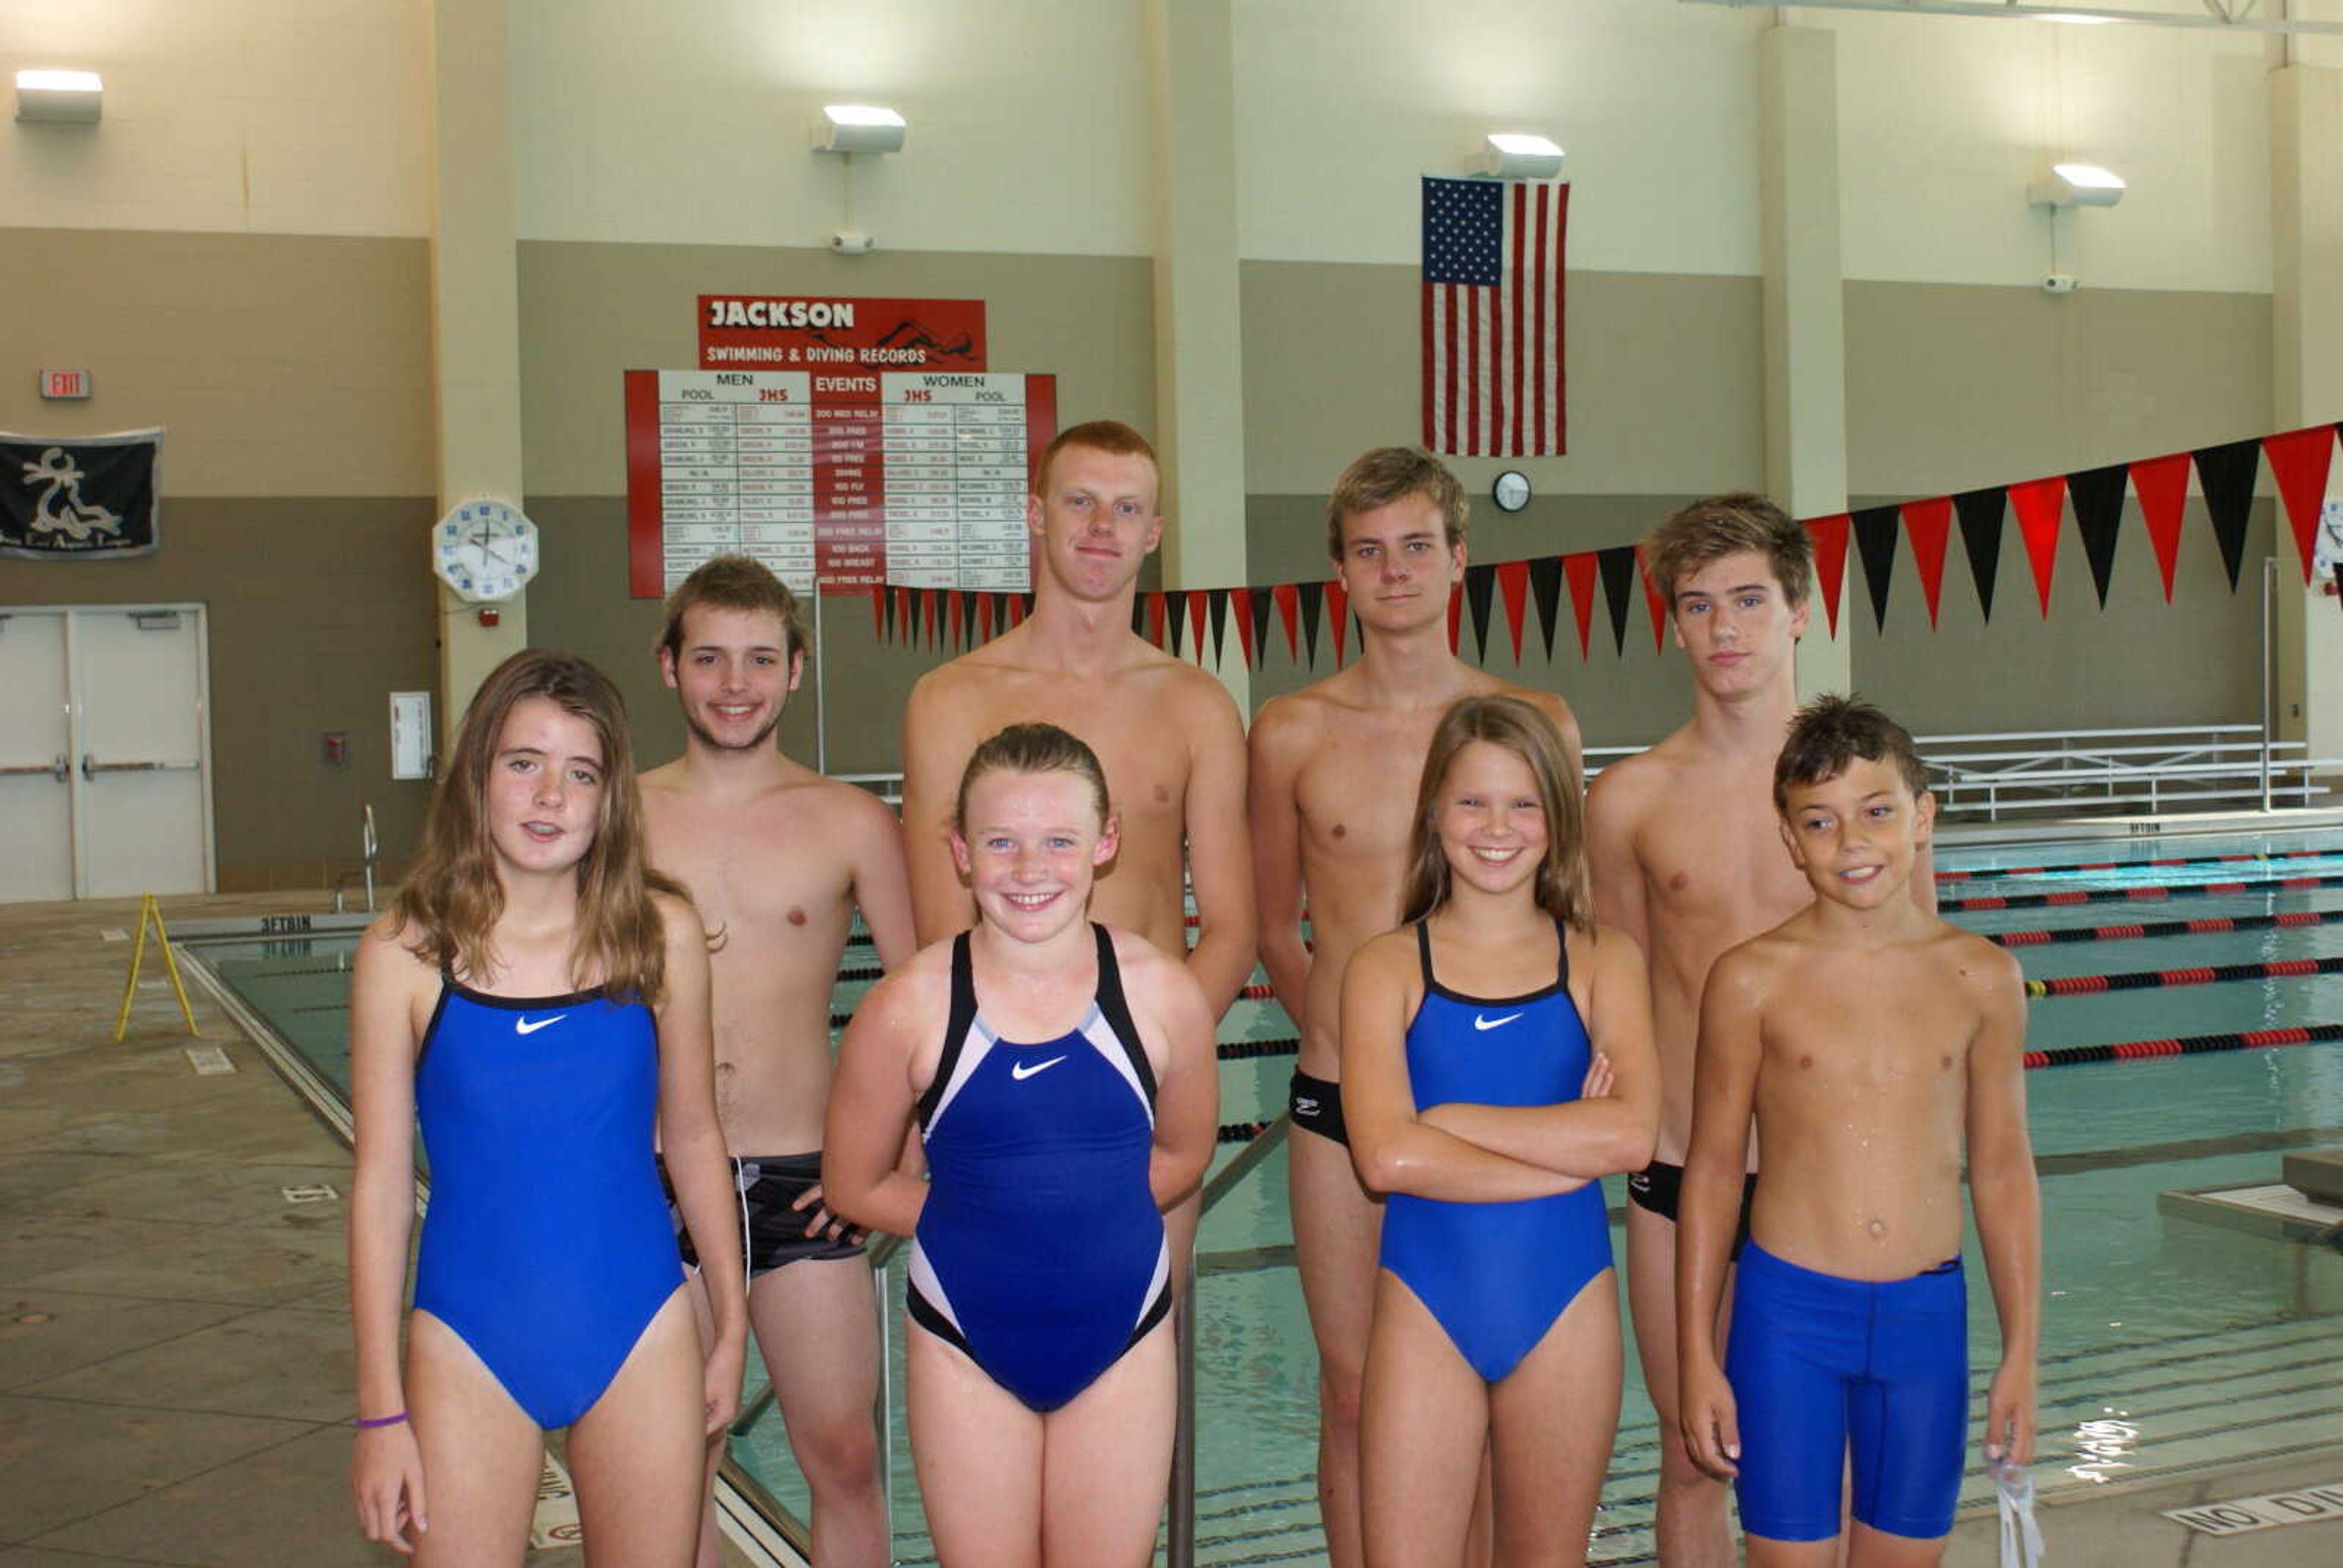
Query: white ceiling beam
1683 0 2343 34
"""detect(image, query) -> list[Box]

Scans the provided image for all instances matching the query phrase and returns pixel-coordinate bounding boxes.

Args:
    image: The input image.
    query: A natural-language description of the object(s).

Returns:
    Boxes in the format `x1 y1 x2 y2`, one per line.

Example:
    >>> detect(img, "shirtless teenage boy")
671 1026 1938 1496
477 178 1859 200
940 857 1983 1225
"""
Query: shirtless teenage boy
1679 697 2037 1567
641 556 915 1568
1583 495 1934 1567
900 419 1254 1018
1248 448 1579 1568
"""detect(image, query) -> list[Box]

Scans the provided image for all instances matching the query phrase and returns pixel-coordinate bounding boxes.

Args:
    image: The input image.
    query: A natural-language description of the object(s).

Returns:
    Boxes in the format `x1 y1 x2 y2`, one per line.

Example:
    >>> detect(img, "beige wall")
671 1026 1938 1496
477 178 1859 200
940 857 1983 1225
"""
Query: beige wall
1845 282 2275 494
1241 262 1766 499
0 231 434 496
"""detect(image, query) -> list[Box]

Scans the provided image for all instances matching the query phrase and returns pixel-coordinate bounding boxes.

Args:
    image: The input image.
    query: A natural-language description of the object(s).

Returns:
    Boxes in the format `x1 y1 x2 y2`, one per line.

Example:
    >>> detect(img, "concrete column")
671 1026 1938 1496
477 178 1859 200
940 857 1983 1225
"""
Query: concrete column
1143 0 1250 712
429 0 527 739
2270 63 2343 777
1758 25 1852 705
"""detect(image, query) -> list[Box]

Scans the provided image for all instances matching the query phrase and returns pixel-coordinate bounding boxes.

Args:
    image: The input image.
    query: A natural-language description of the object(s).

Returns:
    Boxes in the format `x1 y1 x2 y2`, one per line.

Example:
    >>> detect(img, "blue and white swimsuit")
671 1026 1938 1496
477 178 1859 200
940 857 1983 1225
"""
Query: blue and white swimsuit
907 926 1172 1413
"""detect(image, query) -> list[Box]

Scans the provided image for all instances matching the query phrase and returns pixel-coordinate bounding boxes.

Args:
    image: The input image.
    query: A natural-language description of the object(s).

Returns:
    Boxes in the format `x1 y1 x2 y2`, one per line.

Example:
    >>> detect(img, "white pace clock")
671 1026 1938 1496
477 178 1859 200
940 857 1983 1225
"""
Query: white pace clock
1492 470 1531 514
433 498 539 603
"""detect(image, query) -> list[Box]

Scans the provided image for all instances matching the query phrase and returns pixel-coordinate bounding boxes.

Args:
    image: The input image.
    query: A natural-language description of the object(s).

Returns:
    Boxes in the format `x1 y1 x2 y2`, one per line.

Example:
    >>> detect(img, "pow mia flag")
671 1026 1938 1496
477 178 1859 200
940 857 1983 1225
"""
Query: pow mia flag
1 428 164 560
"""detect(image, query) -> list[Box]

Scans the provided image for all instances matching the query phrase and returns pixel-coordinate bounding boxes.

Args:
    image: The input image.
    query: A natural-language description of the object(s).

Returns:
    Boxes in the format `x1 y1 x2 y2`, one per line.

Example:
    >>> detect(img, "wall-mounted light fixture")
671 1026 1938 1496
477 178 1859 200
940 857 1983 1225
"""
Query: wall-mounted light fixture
16 69 103 124
1477 132 1564 181
2028 162 2124 293
812 104 906 156
2028 162 2126 209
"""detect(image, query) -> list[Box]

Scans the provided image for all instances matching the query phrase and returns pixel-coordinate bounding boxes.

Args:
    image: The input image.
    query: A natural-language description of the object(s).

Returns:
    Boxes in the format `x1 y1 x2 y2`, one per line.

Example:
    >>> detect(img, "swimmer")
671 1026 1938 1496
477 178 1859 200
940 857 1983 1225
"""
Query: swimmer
1583 495 1934 1567
1343 696 1657 1568
348 650 746 1564
1677 696 2038 1567
824 723 1217 1568
1248 447 1580 1567
640 556 913 1568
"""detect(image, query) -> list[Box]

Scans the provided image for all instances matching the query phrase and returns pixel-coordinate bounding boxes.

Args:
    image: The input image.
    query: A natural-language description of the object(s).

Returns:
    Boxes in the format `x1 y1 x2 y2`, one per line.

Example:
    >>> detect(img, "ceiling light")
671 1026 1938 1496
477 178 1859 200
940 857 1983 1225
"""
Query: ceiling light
1477 132 1564 181
2037 12 2120 23
15 68 102 124
812 104 906 156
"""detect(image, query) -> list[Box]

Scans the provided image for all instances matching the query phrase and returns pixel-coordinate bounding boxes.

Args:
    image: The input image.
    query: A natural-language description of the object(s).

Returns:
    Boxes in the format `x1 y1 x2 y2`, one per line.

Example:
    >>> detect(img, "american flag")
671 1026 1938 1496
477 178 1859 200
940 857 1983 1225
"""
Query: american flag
1422 176 1567 457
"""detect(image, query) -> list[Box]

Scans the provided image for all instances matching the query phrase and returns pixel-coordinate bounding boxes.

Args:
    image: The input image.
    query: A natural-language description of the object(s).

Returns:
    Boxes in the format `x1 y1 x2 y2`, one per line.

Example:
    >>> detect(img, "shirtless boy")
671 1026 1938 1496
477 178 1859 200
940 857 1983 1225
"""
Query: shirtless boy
1678 697 2038 1567
901 420 1254 1020
1583 495 1933 1567
641 555 915 1568
1248 447 1579 1567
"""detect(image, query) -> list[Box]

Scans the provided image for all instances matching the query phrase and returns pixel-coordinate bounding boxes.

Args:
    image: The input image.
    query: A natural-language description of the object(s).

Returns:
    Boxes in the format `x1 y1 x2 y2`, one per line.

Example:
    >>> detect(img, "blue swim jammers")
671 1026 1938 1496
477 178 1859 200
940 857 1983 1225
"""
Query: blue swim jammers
1725 1242 1969 1544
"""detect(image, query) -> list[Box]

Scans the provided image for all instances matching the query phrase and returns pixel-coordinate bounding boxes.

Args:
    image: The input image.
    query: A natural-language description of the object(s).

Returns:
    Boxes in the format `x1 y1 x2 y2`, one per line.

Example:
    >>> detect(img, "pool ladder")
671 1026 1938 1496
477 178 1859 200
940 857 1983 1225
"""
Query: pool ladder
331 805 379 913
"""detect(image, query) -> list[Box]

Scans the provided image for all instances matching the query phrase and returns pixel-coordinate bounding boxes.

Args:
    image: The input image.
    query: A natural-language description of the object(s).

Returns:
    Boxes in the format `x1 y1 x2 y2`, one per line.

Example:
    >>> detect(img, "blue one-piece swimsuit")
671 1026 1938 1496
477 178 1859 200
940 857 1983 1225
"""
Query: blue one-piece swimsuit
412 977 685 1430
1378 919 1613 1383
907 926 1172 1414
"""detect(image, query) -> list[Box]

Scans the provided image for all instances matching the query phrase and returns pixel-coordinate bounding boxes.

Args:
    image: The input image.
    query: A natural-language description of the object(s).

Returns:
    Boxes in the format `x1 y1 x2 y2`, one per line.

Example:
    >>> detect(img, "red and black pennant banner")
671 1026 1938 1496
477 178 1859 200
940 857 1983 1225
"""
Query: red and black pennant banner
871 422 2343 664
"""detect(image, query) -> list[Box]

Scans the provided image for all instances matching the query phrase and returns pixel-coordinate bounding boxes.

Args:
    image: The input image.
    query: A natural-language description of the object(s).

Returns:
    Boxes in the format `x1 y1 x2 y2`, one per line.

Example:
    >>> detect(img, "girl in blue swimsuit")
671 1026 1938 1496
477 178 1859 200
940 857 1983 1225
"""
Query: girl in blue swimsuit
824 724 1217 1568
1342 696 1661 1567
348 651 746 1564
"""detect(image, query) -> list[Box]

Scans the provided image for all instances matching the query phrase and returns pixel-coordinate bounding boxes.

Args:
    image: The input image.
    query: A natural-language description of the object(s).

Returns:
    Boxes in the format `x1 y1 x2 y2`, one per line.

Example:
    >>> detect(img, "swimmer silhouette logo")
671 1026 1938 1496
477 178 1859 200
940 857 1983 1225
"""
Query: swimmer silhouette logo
0 427 163 559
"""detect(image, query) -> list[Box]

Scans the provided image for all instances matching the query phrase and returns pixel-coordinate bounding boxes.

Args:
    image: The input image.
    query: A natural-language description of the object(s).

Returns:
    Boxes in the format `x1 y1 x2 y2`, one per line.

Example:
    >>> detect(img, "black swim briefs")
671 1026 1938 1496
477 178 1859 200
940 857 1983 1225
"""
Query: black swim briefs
1287 1068 1349 1146
662 1151 866 1279
1627 1158 1757 1261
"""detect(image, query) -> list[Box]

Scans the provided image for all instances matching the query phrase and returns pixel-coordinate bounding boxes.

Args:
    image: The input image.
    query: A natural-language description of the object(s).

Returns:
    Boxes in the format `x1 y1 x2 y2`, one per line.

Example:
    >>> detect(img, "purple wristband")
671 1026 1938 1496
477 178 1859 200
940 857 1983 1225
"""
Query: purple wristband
353 1410 409 1430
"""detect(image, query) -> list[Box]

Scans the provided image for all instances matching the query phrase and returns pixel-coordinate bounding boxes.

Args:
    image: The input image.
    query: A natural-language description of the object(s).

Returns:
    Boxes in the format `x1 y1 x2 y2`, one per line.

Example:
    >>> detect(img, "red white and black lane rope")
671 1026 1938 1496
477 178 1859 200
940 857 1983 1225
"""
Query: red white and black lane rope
1938 846 2342 885
2027 954 2343 998
2024 1023 2343 1071
1948 871 2343 913
1205 1021 2343 1134
1990 908 2343 949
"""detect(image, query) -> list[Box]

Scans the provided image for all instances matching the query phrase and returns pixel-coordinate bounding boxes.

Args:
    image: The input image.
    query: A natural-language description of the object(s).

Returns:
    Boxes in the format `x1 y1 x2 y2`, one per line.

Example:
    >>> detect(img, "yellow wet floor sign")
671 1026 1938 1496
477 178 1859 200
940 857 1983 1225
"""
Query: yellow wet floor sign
113 893 200 1041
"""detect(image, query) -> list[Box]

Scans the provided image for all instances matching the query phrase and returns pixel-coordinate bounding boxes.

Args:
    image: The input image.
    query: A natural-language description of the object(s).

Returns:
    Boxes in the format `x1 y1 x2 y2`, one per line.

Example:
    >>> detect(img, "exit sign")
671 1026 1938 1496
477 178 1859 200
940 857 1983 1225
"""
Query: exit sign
40 369 91 400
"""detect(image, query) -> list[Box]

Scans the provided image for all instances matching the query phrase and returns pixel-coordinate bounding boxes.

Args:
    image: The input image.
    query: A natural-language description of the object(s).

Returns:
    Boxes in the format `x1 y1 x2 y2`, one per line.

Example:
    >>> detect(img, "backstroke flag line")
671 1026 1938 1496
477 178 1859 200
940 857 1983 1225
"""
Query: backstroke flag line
1422 176 1567 458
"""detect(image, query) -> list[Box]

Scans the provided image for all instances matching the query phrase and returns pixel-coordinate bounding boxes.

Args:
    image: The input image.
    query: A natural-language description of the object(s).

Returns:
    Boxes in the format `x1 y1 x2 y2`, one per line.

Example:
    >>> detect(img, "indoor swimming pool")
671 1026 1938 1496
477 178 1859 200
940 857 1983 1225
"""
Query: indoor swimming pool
181 822 2343 1566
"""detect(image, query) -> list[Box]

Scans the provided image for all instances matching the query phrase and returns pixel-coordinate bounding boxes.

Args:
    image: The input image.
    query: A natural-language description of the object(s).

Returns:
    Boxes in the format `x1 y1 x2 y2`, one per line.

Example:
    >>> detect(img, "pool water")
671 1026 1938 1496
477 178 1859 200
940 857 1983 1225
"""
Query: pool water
190 825 2343 1566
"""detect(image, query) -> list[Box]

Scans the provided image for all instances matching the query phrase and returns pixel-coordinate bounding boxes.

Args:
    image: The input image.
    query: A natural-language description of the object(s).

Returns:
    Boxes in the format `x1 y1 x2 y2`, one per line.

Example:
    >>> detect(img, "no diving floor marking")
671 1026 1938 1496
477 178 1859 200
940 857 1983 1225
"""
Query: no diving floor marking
2163 1480 2343 1535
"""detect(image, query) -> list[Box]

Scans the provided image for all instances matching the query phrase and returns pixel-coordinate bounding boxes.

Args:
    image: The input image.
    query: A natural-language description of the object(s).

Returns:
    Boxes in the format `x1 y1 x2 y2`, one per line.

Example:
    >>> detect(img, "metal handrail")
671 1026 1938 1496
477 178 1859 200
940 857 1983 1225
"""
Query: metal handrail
332 805 381 914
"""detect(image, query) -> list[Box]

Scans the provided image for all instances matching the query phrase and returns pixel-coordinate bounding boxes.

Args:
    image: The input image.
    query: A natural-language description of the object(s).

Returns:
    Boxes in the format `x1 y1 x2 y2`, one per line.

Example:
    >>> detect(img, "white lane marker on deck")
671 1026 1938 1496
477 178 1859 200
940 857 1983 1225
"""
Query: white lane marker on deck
2163 1480 2343 1535
185 1046 236 1076
99 928 128 943
532 1454 582 1548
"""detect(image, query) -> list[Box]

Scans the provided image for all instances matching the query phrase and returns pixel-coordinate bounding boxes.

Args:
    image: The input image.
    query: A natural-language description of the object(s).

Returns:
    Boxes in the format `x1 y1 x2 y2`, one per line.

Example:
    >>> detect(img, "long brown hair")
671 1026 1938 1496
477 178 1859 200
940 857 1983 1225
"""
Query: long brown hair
393 650 682 1001
1398 696 1589 930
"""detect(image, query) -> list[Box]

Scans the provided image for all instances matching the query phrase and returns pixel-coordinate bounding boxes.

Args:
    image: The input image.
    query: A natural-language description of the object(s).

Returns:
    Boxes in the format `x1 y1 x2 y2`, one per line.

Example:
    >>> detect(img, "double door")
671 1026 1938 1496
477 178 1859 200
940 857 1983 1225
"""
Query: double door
0 605 215 902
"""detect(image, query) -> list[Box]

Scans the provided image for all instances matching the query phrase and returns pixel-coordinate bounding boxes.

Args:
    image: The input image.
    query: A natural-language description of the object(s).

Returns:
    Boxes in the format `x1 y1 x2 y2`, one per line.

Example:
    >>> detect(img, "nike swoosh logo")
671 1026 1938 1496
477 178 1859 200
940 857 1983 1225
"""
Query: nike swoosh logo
1009 1055 1068 1081
1473 1012 1523 1031
515 1015 566 1035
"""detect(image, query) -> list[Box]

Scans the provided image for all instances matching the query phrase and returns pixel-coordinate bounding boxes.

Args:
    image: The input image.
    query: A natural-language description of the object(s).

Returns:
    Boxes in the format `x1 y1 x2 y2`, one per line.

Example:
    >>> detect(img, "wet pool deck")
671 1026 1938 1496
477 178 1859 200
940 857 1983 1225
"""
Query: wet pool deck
2 891 2336 1566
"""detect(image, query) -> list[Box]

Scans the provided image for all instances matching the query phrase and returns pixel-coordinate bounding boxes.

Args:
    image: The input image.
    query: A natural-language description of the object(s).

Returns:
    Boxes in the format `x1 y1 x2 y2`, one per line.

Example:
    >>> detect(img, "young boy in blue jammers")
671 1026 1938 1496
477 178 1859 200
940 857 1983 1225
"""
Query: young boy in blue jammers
1676 696 2042 1567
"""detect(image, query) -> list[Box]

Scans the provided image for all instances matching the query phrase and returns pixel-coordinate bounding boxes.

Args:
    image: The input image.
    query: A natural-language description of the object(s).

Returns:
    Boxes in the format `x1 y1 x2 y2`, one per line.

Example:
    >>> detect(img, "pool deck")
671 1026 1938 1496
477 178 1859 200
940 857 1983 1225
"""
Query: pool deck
0 891 757 1566
4 890 2339 1566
